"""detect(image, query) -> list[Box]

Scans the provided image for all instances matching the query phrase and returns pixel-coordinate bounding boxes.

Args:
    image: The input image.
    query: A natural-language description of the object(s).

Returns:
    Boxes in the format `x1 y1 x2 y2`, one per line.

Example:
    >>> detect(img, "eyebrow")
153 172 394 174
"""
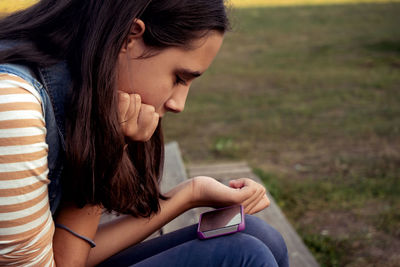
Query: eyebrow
176 68 203 79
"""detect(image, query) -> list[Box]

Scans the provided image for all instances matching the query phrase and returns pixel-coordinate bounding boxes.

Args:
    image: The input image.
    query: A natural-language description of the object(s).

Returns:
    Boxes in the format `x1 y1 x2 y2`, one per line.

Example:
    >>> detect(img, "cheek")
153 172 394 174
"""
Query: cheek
116 59 129 92
135 82 170 108
126 61 173 107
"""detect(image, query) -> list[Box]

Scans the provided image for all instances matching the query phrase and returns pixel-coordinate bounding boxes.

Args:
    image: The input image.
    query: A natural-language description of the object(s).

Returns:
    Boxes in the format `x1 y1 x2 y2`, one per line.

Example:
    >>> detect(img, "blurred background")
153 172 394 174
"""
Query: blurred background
1 0 399 266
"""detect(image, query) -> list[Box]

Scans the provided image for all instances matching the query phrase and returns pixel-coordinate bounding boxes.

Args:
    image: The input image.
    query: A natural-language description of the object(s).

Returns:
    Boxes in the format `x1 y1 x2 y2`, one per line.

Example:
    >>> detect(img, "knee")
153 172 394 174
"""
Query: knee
245 215 286 246
217 234 279 267
244 215 288 266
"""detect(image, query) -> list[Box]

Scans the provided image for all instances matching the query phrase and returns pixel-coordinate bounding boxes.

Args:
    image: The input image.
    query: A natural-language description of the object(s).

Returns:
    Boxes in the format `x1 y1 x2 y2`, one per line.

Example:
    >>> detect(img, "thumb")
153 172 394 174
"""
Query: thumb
229 178 246 189
228 181 253 203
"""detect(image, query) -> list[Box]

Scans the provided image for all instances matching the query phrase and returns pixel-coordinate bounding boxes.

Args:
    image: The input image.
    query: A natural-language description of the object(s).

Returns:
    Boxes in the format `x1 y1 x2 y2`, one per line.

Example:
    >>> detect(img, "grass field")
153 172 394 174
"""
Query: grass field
163 2 400 266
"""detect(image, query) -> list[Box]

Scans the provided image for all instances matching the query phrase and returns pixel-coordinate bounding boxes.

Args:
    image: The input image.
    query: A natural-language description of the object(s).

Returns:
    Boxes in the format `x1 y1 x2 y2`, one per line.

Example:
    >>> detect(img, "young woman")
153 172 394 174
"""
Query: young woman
0 0 288 266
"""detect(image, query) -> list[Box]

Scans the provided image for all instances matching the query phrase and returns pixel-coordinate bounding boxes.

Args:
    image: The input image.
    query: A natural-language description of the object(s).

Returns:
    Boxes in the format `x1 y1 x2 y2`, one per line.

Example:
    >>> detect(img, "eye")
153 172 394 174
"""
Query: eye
175 75 187 86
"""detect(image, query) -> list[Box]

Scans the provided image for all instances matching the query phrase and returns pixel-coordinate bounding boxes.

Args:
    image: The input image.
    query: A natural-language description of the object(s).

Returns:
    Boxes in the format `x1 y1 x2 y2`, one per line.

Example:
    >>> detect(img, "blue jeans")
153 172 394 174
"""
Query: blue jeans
98 215 289 267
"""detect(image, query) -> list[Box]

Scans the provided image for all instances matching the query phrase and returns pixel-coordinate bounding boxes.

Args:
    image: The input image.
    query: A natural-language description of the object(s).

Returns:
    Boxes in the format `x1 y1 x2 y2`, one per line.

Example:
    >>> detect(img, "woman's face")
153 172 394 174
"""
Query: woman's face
116 30 224 117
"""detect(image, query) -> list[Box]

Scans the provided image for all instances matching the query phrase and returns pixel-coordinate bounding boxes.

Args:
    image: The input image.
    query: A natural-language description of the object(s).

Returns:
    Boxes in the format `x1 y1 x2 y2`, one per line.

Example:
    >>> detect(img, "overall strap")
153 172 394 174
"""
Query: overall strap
37 61 71 151
36 62 72 214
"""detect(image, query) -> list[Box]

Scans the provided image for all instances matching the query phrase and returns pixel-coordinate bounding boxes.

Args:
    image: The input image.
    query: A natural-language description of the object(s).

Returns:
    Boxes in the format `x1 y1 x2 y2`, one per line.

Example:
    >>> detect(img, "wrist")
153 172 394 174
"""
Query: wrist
186 177 199 209
164 179 197 211
185 176 207 208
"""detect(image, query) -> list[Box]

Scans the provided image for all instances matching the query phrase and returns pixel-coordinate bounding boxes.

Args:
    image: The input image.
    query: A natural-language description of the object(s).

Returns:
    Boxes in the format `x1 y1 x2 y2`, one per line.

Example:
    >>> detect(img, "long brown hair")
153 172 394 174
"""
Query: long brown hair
0 0 230 217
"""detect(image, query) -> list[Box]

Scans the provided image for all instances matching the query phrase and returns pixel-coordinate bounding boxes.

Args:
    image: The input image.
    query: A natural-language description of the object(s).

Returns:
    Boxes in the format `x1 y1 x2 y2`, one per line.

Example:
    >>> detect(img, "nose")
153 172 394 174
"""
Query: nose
165 86 189 113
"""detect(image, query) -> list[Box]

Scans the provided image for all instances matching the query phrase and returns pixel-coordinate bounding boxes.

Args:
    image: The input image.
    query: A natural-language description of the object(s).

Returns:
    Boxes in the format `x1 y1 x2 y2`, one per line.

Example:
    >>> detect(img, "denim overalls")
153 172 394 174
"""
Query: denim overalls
0 62 71 215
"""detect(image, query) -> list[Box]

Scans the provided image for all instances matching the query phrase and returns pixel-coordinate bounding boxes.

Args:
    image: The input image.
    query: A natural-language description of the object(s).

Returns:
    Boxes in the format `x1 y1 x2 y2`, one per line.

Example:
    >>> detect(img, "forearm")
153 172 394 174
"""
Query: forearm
53 204 102 267
87 179 194 266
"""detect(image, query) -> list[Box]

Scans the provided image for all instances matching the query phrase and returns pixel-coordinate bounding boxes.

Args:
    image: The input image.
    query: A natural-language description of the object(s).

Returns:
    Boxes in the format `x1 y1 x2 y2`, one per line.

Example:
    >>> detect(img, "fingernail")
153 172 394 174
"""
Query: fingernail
135 94 141 101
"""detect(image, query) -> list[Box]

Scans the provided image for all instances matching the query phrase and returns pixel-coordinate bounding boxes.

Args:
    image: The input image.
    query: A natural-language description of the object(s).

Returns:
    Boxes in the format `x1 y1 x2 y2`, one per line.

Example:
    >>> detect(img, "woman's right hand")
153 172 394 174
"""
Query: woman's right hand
118 91 159 142
189 176 270 214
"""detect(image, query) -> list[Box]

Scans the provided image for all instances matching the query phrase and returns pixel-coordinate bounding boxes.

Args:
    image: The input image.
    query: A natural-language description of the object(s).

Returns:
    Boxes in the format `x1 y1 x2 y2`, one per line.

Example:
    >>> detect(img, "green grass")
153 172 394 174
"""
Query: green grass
164 2 400 266
255 160 400 265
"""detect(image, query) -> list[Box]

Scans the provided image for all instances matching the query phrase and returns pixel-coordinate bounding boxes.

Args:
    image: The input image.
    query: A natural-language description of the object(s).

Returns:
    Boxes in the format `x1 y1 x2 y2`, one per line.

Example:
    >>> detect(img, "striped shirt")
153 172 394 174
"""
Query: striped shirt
0 73 55 266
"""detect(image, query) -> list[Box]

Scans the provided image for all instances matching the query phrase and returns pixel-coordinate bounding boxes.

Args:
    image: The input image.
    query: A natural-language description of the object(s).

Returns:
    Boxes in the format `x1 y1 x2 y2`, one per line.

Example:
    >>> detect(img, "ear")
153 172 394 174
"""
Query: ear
120 19 146 54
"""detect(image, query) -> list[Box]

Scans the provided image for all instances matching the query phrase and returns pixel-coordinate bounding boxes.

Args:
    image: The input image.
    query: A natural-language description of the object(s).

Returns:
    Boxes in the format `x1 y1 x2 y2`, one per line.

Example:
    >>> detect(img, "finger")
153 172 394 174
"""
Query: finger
247 194 270 214
124 94 140 123
134 94 141 118
136 104 159 141
235 179 266 213
123 96 141 138
247 193 270 214
118 92 130 123
242 186 265 213
244 192 264 214
137 104 155 129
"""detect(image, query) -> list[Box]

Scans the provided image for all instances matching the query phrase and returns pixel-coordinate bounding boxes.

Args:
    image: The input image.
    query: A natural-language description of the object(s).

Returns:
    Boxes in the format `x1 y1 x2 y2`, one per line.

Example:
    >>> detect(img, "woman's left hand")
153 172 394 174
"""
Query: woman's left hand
190 176 270 214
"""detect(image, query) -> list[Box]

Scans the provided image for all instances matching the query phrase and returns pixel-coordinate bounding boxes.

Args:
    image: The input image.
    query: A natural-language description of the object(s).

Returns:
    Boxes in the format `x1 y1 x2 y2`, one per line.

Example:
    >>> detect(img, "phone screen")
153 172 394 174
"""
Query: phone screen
199 205 242 232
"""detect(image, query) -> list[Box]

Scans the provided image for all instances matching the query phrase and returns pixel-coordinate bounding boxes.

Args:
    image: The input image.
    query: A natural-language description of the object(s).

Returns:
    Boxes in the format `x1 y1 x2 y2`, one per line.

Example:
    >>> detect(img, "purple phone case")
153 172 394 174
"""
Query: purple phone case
197 205 245 240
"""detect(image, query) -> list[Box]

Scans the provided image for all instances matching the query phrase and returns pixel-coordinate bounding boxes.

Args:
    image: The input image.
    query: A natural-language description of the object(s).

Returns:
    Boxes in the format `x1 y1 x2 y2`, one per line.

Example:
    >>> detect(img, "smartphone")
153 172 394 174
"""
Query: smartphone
197 205 245 239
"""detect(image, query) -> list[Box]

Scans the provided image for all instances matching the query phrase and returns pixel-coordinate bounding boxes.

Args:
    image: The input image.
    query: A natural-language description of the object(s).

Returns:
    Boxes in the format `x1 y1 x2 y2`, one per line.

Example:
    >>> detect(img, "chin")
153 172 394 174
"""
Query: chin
158 111 166 118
